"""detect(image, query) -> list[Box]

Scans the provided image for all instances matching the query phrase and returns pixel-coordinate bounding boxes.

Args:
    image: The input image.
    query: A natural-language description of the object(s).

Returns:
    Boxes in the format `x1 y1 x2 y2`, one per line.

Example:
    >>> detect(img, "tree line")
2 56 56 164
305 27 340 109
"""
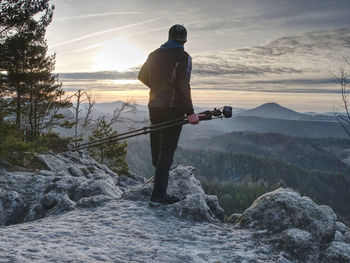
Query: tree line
0 0 129 174
0 0 70 140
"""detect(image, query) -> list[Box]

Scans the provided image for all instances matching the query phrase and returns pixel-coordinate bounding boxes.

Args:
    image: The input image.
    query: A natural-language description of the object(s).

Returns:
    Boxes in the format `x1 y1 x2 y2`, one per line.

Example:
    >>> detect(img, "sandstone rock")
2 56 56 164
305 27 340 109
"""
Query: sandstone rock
281 228 312 248
0 190 28 225
122 182 153 201
227 213 242 224
68 165 85 177
167 193 219 222
324 241 350 263
167 166 205 196
46 194 75 215
276 254 294 263
74 179 122 201
2 152 350 263
76 195 114 208
334 231 347 243
336 221 350 244
0 167 6 175
37 151 119 181
123 166 224 222
278 228 316 260
167 166 224 222
237 188 337 244
204 195 225 221
0 151 123 225
117 171 146 191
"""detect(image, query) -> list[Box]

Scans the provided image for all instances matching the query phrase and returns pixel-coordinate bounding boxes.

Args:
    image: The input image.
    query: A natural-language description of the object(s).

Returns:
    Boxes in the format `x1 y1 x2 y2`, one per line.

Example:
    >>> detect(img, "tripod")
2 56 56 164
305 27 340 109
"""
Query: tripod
73 106 232 151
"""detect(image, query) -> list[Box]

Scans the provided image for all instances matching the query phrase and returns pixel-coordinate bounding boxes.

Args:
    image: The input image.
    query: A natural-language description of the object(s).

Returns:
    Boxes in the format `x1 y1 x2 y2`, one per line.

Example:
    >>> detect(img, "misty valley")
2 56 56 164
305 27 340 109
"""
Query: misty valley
126 102 350 225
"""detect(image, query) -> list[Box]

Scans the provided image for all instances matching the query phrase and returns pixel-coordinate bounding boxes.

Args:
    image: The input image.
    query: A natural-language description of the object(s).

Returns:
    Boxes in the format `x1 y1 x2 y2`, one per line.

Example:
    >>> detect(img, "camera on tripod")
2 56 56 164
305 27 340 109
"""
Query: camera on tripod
199 106 232 120
74 106 233 150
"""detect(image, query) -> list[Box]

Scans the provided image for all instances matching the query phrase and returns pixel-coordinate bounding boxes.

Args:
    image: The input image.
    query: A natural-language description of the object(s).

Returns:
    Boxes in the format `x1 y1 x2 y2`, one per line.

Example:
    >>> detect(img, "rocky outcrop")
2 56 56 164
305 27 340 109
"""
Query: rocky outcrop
324 241 350 262
237 188 337 242
0 152 224 226
0 151 124 225
237 188 350 262
1 152 350 262
123 166 224 222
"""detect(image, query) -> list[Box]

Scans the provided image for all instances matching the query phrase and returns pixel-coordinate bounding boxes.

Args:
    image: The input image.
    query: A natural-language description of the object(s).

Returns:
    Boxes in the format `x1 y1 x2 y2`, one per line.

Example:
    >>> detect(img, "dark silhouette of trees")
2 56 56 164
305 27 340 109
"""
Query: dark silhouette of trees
88 117 129 175
334 56 350 137
0 0 71 141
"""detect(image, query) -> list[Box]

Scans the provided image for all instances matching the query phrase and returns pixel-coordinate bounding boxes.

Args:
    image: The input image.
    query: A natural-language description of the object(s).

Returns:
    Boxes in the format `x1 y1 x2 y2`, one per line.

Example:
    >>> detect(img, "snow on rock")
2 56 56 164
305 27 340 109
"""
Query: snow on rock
1 152 350 262
335 221 350 243
36 151 119 179
0 190 28 225
0 199 270 263
236 188 350 262
0 195 347 263
117 171 146 192
123 166 224 222
324 241 350 262
0 151 123 226
237 188 337 243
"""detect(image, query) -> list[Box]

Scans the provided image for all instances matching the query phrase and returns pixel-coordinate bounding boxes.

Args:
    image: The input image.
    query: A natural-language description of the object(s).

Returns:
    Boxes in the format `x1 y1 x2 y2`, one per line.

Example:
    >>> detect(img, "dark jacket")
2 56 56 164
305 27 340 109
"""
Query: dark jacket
138 40 194 115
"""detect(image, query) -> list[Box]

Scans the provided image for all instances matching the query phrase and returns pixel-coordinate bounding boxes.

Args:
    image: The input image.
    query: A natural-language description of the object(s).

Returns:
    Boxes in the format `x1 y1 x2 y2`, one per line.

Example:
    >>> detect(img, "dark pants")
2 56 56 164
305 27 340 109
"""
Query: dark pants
149 107 184 198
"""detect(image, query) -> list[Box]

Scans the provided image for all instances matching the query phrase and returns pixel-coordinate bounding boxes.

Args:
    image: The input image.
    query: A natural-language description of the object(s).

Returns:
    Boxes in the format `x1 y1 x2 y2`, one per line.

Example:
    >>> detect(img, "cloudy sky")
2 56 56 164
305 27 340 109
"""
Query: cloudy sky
46 0 350 112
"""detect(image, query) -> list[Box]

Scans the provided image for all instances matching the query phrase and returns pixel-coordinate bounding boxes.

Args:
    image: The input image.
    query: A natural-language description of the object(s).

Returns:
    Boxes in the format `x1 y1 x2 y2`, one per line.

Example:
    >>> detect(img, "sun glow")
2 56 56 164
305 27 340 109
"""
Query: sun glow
111 79 140 85
92 38 146 72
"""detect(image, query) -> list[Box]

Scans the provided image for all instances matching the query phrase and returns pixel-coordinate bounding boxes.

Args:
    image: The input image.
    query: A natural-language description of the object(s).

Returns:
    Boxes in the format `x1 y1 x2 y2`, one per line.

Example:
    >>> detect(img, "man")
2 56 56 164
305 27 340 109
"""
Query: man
138 24 199 205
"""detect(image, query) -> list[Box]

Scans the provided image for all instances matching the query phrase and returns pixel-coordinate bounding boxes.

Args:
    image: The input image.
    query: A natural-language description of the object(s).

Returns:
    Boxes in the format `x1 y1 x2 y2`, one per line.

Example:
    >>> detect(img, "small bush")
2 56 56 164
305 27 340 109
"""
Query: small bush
0 123 35 166
36 132 70 153
0 123 70 167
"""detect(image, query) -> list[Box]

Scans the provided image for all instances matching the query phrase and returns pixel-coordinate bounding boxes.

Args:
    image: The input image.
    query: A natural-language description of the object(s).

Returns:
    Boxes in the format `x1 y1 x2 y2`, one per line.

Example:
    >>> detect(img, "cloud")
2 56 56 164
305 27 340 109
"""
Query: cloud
193 62 304 76
58 28 350 96
246 0 350 28
247 78 336 86
186 15 254 32
54 12 142 22
51 9 197 48
171 0 350 38
59 70 139 80
190 86 339 94
51 17 165 48
59 28 350 80
191 28 350 77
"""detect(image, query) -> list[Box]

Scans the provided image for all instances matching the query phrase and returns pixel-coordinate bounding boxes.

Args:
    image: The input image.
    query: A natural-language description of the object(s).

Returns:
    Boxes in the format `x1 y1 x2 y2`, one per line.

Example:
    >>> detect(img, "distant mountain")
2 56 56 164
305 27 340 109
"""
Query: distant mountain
226 116 347 138
93 101 149 113
237 102 309 120
57 101 346 140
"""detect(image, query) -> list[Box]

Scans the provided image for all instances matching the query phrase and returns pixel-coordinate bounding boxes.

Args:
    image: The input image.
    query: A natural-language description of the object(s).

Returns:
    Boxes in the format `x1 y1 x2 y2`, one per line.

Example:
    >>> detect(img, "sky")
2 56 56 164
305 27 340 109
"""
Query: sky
46 0 350 112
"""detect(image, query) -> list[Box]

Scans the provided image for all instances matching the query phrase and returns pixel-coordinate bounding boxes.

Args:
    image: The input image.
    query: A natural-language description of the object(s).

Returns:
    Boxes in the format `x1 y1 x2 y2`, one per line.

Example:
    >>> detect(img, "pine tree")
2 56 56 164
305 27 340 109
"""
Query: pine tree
0 0 52 121
0 0 51 39
89 117 129 175
0 0 71 140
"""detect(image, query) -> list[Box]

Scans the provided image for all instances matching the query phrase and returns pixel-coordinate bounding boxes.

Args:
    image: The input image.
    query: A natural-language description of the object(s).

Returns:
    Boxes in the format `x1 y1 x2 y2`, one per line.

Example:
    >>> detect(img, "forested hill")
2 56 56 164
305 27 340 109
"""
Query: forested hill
181 131 350 174
175 148 350 222
126 131 350 224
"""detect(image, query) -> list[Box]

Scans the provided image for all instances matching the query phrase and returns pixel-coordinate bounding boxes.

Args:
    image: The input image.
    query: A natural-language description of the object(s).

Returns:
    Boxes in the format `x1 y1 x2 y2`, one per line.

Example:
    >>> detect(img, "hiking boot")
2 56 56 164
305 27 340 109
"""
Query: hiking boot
150 194 182 206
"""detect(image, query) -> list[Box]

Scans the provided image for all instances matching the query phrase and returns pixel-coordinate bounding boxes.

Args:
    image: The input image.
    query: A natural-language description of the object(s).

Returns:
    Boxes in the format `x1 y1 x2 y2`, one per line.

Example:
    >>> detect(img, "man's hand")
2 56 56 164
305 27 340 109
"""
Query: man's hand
187 113 200 124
